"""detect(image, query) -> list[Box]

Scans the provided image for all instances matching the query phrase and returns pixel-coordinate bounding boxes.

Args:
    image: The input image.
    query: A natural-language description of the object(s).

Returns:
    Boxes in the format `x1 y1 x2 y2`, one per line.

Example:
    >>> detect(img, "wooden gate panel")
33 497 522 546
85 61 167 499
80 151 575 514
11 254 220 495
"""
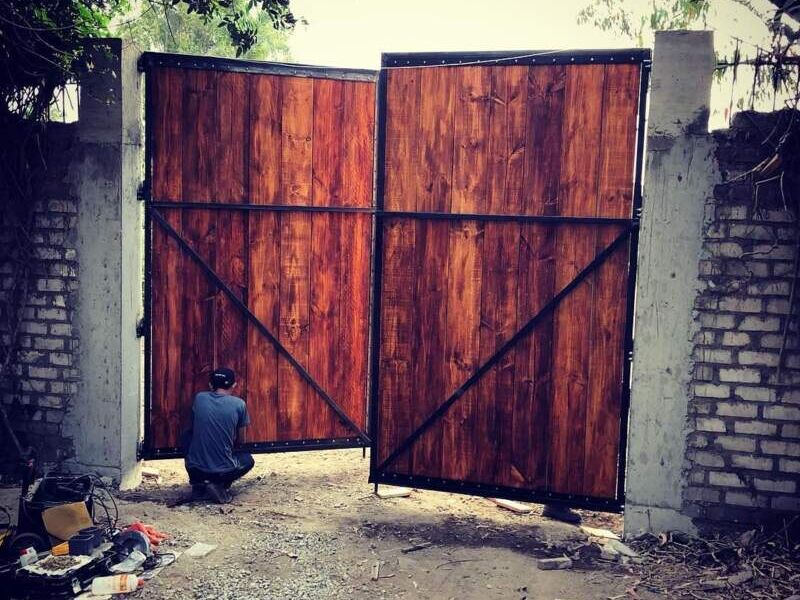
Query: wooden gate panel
372 51 648 509
145 55 376 455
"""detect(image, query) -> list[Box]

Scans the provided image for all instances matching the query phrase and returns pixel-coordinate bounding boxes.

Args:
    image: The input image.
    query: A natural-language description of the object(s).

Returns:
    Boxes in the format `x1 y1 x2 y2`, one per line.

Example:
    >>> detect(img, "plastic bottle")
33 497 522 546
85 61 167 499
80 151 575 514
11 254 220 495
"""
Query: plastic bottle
90 575 143 595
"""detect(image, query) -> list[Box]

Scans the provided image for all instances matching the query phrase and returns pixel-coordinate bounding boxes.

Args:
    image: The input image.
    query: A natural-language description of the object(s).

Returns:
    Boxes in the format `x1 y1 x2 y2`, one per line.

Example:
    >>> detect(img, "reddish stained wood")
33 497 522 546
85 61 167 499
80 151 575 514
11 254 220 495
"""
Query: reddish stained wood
475 67 525 482
214 72 248 402
378 219 416 471
277 77 313 440
584 64 640 497
441 66 490 481
151 209 185 448
384 69 420 211
180 69 217 427
342 81 375 208
151 68 184 202
309 211 341 438
245 212 281 442
511 65 565 489
338 213 371 432
416 67 456 212
549 65 606 495
313 79 345 207
410 220 449 477
245 74 282 442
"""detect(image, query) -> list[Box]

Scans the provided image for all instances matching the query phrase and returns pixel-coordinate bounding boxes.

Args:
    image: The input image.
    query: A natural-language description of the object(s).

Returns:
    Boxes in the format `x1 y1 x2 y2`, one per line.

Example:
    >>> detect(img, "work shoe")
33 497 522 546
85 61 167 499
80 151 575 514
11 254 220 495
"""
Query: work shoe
191 484 206 500
205 482 231 504
542 504 582 524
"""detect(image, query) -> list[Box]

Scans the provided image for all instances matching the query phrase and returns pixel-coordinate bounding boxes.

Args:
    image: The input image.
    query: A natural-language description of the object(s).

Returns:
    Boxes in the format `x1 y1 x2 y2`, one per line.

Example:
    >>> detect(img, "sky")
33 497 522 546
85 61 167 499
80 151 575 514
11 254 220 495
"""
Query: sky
287 0 777 70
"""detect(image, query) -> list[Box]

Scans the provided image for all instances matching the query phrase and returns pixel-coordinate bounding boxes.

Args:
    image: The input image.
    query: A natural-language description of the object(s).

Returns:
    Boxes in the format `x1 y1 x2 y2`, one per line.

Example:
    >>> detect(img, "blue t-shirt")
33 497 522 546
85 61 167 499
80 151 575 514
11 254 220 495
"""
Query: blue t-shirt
185 391 250 473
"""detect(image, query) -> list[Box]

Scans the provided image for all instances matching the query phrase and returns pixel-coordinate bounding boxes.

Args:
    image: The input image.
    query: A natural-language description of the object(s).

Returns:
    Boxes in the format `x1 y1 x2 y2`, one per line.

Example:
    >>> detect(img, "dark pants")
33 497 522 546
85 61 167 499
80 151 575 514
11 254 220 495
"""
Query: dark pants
186 452 255 489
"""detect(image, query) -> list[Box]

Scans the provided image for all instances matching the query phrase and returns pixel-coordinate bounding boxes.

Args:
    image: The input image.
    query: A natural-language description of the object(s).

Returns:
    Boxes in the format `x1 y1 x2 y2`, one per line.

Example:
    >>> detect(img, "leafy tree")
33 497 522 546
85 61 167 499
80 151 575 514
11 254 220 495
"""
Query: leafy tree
577 0 712 46
118 0 293 60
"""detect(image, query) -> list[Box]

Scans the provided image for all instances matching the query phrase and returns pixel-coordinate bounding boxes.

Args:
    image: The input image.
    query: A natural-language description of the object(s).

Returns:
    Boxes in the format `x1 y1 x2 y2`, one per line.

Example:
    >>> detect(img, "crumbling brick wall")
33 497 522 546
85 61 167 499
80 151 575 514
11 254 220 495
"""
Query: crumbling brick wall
685 111 800 524
0 124 80 477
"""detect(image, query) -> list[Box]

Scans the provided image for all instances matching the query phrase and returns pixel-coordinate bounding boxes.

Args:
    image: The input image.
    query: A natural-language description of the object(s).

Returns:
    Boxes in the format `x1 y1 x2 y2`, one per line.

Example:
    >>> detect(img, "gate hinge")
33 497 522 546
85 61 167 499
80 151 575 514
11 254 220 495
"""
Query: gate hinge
136 317 146 338
136 440 145 460
137 181 149 202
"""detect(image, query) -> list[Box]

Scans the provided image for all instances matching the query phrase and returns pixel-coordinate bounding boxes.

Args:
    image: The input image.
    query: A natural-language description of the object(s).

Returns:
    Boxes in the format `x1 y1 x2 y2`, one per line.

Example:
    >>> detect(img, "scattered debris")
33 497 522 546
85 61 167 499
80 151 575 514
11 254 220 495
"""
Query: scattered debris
371 560 381 581
401 542 432 554
184 542 217 558
490 498 532 514
580 525 620 540
536 557 573 570
375 486 413 499
141 466 163 484
604 539 639 558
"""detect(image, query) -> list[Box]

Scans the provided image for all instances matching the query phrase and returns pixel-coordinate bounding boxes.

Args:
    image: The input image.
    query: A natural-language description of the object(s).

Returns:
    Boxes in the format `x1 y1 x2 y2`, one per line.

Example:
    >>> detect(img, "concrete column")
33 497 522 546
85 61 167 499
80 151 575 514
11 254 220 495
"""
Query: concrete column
624 31 717 535
63 39 143 488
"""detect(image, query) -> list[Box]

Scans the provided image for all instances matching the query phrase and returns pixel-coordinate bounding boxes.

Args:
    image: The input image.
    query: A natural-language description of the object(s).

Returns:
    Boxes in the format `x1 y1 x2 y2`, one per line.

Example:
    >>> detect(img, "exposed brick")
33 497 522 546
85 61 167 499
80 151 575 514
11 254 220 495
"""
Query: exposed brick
725 491 768 508
719 368 761 384
772 496 800 511
708 471 745 487
730 454 773 471
734 420 777 435
686 487 721 502
780 389 800 404
778 458 800 473
694 383 730 399
738 351 779 367
781 424 800 439
699 313 736 329
694 348 732 363
753 478 796 493
766 299 791 314
763 405 800 421
739 316 781 332
696 417 726 433
719 297 762 313
761 440 800 457
716 436 756 452
746 281 791 296
692 451 726 468
734 386 774 402
721 331 750 346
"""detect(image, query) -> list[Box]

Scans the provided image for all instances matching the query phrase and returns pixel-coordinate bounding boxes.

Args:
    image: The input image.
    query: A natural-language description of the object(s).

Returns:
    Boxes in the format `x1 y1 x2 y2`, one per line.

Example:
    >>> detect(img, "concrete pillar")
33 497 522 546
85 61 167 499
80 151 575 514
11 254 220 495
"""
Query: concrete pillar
62 39 143 488
624 31 717 535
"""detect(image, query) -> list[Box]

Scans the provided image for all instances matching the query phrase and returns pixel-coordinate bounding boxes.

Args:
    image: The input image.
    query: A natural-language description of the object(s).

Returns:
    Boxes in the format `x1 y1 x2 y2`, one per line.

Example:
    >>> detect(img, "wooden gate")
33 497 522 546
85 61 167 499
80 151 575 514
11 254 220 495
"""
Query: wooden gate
369 50 650 510
142 53 376 457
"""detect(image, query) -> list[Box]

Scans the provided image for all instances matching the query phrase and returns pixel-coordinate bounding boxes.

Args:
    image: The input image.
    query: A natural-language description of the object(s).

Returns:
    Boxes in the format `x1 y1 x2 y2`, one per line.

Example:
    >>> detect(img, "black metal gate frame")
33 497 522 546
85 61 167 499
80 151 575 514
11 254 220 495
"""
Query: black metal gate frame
140 53 378 459
368 50 651 513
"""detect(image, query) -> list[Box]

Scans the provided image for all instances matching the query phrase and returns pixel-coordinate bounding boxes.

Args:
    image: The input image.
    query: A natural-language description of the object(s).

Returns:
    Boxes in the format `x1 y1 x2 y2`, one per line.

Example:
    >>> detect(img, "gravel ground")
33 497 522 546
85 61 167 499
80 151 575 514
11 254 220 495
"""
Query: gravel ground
2 449 648 600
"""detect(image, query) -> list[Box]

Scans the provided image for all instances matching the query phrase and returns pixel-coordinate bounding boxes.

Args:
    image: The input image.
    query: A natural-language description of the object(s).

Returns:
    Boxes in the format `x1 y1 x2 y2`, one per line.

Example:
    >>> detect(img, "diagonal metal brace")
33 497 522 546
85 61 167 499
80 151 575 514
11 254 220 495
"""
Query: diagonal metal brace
375 222 637 473
150 208 371 445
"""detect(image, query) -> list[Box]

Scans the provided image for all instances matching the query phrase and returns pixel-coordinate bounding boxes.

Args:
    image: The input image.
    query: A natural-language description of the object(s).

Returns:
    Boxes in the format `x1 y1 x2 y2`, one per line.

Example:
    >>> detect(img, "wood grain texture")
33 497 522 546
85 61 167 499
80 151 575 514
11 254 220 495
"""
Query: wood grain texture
149 68 375 450
549 65 606 494
583 64 640 497
375 61 640 503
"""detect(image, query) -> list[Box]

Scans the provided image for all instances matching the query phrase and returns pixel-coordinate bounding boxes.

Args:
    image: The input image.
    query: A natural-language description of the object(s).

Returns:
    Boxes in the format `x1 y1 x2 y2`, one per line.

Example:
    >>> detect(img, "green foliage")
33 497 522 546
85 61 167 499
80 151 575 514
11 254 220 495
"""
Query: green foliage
577 0 710 46
118 0 291 61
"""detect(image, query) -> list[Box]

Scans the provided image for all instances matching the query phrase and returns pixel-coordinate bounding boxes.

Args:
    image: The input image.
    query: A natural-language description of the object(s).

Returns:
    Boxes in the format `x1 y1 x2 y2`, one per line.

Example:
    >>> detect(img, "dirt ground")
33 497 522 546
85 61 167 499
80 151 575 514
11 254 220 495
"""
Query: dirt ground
89 449 644 599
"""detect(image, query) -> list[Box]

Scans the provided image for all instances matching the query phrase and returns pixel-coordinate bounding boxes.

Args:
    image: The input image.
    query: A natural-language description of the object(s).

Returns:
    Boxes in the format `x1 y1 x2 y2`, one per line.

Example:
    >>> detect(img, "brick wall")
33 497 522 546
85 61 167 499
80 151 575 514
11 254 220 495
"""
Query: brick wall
0 125 80 475
685 110 800 524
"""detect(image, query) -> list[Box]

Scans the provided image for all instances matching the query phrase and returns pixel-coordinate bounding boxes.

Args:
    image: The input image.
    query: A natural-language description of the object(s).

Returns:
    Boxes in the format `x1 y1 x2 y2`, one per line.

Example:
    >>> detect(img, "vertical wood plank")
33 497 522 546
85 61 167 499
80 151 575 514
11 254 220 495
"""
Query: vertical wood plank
378 219 416 471
150 67 184 448
512 65 565 488
151 68 183 202
246 74 282 442
441 66 490 480
384 69 420 211
584 64 639 497
416 67 456 212
549 65 606 494
214 72 248 401
180 69 217 427
343 81 375 208
278 77 313 440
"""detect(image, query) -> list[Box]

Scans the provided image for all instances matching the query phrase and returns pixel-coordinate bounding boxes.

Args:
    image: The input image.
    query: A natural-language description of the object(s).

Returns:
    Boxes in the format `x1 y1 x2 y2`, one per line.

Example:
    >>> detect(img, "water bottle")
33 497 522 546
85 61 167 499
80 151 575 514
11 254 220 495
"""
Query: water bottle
91 575 143 595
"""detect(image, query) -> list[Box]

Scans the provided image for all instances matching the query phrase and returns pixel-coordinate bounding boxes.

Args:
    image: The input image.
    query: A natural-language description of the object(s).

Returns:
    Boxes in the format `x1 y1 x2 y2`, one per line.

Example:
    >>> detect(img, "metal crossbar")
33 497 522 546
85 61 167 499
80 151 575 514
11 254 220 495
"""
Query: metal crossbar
373 222 637 474
150 201 634 225
150 208 371 445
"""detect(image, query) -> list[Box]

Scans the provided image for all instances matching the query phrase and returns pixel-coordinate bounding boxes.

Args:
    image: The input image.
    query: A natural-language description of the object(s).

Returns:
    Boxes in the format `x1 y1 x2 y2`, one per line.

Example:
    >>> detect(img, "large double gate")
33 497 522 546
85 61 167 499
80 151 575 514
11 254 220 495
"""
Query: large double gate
142 49 650 511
